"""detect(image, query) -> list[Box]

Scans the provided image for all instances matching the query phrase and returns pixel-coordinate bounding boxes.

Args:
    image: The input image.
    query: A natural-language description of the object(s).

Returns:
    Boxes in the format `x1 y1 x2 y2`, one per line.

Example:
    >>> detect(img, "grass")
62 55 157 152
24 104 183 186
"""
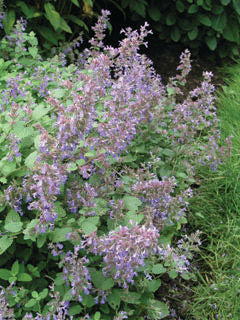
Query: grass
185 61 240 319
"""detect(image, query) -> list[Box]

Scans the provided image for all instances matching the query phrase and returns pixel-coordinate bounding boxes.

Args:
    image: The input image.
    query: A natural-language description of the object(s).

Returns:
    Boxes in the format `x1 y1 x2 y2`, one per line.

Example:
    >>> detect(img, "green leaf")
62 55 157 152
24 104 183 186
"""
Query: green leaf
68 305 82 316
188 27 199 40
206 36 217 50
3 10 16 34
13 121 35 139
52 88 67 99
39 288 48 299
147 300 169 319
0 268 11 280
49 227 72 242
223 22 239 42
0 160 16 177
4 222 23 233
59 17 72 33
169 270 178 279
94 312 101 320
107 289 121 309
162 149 175 157
188 4 198 13
166 12 176 26
66 162 78 172
44 3 61 31
81 221 97 235
148 5 161 21
71 0 80 7
28 47 38 58
220 0 231 5
211 13 227 32
176 0 185 13
101 278 114 290
37 233 47 248
25 151 38 169
124 211 144 225
152 264 167 275
17 273 32 282
120 291 141 304
25 299 36 308
38 26 60 45
198 14 212 26
32 104 50 120
0 236 13 255
171 26 181 42
5 210 21 224
67 15 89 31
123 196 142 212
16 1 36 19
233 0 240 15
146 279 161 292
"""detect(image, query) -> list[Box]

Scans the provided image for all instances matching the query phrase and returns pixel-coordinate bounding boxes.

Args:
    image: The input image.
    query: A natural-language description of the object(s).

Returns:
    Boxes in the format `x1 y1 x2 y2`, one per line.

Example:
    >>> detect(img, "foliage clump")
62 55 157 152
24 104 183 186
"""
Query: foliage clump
0 9 230 320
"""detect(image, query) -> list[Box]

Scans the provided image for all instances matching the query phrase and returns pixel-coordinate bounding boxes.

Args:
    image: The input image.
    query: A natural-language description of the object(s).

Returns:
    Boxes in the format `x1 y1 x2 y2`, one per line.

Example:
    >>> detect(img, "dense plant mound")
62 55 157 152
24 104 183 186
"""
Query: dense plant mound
0 10 230 320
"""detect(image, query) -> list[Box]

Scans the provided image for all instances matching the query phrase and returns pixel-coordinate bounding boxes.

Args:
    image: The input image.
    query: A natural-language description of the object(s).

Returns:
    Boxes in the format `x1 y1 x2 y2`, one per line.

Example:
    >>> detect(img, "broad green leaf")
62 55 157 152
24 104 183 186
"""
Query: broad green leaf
25 298 36 308
211 13 227 32
124 211 144 225
4 222 23 233
147 300 169 319
0 268 11 280
188 4 198 13
3 10 15 34
32 104 50 120
16 1 36 19
148 5 161 21
223 22 239 42
188 27 198 40
49 227 72 242
17 273 32 281
5 210 21 224
44 3 61 31
166 12 176 26
0 160 16 177
198 14 211 26
66 162 78 172
176 0 185 13
25 151 38 168
146 279 161 292
206 36 217 50
101 278 114 290
28 47 38 58
0 236 13 255
68 305 82 316
81 221 97 235
169 270 178 279
39 288 48 299
152 264 167 275
123 196 142 212
68 15 89 31
219 0 231 4
120 291 141 304
13 121 34 139
162 149 175 157
11 261 19 276
171 26 181 42
52 88 67 99
94 312 101 320
107 289 121 309
71 0 80 7
81 294 95 308
59 17 72 33
37 233 47 248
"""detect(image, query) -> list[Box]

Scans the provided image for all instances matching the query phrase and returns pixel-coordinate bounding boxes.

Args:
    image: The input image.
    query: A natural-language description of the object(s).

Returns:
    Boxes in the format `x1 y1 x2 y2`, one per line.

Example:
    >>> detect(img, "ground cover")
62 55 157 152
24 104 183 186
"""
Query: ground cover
0 10 233 320
185 61 240 319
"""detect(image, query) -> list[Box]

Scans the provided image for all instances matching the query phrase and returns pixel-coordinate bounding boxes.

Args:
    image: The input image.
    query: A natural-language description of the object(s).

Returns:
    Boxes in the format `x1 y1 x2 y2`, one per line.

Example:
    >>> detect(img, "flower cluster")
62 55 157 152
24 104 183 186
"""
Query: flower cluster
0 285 15 320
81 222 162 288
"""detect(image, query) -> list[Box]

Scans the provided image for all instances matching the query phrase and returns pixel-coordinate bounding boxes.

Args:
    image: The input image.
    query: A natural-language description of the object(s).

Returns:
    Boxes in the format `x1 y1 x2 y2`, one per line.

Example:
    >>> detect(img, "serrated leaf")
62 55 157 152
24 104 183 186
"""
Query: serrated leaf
39 288 48 299
107 289 121 309
28 47 38 58
37 233 47 248
4 222 23 233
147 300 169 319
152 264 167 275
123 196 142 212
146 279 161 292
5 210 21 224
169 270 178 279
0 268 11 280
18 273 32 281
13 121 34 139
68 305 82 316
32 104 50 120
124 211 144 225
81 221 97 235
49 227 72 242
101 278 114 290
25 151 38 169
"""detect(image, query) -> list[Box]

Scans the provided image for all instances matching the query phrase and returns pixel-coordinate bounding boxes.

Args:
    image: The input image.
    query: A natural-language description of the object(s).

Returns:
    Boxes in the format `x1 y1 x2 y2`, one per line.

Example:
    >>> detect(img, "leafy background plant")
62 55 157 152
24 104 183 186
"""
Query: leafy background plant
0 6 232 320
